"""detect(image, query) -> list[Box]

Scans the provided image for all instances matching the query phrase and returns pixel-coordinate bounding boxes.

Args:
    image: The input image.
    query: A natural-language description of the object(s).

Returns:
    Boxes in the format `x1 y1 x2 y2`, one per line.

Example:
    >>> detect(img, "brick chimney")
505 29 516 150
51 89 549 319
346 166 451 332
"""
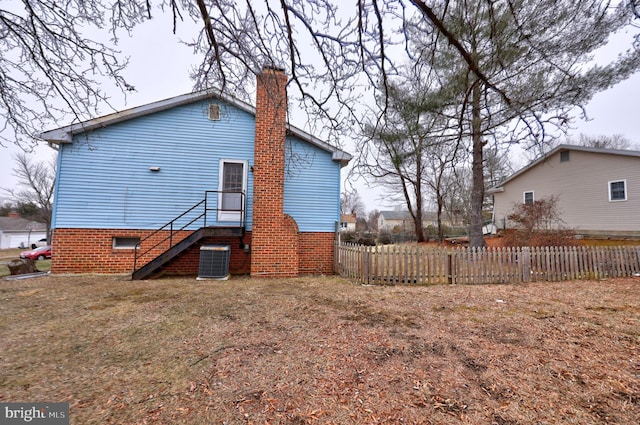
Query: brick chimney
251 67 300 277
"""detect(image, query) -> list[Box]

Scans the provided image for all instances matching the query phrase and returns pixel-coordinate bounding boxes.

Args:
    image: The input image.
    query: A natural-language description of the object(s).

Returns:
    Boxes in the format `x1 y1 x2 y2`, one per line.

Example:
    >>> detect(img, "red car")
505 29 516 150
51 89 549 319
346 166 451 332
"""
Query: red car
20 245 52 260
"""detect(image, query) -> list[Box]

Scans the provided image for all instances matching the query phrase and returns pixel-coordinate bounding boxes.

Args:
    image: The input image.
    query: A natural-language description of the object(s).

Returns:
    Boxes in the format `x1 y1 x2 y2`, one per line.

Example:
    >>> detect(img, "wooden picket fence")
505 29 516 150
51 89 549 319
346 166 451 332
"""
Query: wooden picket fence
334 242 640 285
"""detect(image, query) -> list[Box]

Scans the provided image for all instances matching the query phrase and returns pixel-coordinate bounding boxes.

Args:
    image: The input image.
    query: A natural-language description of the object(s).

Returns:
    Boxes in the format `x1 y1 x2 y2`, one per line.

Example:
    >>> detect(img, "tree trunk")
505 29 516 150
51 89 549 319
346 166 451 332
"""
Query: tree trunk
414 214 426 243
412 190 427 243
469 81 486 248
436 193 444 243
415 151 427 243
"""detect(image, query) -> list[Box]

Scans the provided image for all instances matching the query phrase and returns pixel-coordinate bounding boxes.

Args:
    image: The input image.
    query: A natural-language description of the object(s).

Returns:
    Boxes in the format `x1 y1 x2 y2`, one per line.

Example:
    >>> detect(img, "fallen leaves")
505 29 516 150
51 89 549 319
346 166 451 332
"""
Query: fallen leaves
1 275 639 424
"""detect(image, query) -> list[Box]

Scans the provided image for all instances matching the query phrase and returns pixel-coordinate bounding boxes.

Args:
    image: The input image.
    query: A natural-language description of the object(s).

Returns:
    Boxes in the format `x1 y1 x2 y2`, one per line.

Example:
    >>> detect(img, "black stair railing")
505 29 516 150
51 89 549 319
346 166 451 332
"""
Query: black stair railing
133 190 245 273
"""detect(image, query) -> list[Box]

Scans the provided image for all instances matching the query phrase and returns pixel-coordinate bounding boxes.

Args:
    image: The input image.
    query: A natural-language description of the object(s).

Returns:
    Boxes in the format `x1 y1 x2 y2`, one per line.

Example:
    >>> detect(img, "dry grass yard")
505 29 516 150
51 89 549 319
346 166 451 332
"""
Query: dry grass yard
1 274 639 424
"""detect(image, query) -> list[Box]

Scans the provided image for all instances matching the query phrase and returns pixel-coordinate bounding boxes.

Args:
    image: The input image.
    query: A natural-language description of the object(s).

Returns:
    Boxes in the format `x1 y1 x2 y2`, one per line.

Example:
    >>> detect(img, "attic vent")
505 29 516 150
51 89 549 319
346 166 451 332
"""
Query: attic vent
208 104 221 120
197 244 230 280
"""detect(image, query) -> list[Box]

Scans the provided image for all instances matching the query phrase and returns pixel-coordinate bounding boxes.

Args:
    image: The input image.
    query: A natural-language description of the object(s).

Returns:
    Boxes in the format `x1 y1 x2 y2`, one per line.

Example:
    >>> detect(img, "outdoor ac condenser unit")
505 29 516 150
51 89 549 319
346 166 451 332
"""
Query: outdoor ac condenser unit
197 244 230 280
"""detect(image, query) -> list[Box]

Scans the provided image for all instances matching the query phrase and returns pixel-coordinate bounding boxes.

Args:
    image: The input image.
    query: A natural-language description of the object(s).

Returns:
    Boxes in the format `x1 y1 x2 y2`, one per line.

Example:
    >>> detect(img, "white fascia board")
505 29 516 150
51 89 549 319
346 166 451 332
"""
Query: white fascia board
39 89 251 144
287 126 352 166
38 88 352 166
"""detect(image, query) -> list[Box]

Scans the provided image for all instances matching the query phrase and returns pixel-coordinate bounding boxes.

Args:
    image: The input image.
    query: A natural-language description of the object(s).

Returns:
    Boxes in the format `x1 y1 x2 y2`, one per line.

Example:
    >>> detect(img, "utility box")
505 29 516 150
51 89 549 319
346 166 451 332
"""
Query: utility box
197 244 230 280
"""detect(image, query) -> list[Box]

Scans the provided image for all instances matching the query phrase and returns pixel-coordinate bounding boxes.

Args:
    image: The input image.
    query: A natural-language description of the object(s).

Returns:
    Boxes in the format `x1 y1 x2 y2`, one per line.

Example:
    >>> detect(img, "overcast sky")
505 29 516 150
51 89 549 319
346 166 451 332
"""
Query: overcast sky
1 12 638 213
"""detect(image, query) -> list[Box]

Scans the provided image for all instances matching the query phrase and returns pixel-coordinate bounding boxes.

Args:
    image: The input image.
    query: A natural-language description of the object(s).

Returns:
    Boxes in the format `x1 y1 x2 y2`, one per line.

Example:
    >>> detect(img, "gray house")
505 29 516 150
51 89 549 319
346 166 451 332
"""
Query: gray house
488 145 640 238
378 211 414 232
0 213 47 249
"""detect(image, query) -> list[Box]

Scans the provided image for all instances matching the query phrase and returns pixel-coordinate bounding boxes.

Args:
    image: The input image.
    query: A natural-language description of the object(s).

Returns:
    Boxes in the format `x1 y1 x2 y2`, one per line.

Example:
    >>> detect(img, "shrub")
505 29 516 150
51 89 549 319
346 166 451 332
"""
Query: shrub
341 231 376 246
503 195 576 247
377 229 393 245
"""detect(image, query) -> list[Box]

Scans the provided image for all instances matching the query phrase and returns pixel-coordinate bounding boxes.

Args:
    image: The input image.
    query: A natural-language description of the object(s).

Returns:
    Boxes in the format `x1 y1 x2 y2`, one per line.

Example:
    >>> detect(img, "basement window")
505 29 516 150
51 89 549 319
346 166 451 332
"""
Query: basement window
113 237 140 249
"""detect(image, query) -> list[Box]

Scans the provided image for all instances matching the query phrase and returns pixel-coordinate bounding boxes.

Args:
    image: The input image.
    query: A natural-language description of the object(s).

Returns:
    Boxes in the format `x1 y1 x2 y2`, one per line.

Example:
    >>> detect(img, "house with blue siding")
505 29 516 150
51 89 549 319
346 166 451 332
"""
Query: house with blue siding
41 67 351 278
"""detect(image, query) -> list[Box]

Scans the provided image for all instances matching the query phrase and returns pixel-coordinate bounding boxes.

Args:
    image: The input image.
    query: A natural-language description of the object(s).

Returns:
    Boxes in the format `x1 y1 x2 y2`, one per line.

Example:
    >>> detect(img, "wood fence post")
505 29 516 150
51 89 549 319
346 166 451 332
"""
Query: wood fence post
522 247 530 283
362 246 369 284
334 240 339 275
447 251 454 284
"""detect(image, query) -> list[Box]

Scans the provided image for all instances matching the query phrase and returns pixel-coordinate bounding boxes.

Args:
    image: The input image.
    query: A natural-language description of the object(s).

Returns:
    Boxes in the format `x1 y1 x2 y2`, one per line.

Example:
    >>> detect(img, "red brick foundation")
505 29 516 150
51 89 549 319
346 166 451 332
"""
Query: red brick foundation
162 234 252 276
51 228 252 276
51 228 334 277
51 228 150 274
299 232 335 275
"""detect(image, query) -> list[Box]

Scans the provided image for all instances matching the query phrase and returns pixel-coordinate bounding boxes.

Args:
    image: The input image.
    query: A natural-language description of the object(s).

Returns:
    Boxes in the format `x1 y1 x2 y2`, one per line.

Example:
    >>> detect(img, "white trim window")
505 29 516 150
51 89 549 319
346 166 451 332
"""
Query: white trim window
218 159 247 222
523 191 534 205
609 180 627 202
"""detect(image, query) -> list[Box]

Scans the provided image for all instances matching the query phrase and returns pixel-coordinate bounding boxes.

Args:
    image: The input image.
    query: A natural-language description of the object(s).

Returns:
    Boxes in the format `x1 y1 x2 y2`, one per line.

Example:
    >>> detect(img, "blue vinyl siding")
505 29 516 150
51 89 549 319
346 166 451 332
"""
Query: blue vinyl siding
52 99 342 233
53 100 256 230
284 137 341 232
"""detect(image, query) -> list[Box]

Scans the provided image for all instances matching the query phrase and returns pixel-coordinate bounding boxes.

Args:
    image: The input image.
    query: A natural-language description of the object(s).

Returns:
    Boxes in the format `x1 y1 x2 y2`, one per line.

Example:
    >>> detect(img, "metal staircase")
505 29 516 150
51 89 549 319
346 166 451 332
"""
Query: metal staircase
132 191 245 280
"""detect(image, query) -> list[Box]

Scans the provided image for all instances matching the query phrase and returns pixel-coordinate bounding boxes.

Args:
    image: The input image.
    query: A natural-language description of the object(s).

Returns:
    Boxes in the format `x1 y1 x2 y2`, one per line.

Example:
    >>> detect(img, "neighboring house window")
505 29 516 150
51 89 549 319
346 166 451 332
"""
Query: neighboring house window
560 151 570 162
113 237 140 249
218 160 247 221
523 191 534 205
609 180 627 201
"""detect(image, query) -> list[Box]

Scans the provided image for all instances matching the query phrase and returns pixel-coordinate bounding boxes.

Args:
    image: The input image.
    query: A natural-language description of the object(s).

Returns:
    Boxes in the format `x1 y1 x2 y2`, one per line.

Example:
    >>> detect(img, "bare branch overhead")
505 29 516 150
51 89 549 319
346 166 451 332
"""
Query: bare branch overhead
0 0 638 152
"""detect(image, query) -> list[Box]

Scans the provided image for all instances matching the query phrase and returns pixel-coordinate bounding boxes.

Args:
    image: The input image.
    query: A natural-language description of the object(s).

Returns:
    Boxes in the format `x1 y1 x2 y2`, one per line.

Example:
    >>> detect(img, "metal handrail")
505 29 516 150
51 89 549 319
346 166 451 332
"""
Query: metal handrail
133 190 246 272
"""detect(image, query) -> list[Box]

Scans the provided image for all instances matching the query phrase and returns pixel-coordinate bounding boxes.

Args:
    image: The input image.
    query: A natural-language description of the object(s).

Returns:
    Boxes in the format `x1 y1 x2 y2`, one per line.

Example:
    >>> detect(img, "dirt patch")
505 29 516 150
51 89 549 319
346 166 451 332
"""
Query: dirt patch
1 275 639 424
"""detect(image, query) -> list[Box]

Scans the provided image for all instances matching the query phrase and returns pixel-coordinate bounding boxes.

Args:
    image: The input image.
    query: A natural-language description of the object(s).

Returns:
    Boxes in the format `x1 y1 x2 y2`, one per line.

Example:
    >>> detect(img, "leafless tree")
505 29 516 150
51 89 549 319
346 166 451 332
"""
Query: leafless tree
366 209 380 232
443 166 473 226
0 1 145 149
3 152 56 240
576 133 635 150
437 146 512 235
3 1 637 148
359 61 467 243
340 190 365 217
523 133 638 161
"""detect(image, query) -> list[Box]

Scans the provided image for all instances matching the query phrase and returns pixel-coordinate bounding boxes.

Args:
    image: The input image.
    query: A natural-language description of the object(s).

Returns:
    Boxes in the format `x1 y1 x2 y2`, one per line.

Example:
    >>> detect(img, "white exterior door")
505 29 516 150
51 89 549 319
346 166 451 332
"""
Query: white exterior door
218 160 247 222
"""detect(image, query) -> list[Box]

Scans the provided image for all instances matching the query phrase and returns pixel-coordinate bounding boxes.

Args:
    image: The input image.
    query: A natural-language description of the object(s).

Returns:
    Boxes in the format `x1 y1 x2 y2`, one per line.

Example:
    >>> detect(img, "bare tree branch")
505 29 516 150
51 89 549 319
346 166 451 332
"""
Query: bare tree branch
3 152 56 238
409 0 512 106
632 0 640 19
